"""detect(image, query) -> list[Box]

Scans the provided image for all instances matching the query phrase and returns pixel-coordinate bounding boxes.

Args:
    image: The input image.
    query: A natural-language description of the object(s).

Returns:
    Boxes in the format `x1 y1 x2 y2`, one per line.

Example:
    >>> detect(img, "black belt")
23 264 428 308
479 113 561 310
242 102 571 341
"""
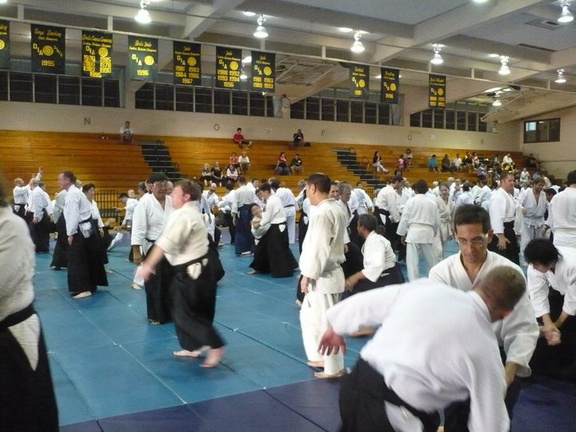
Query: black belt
503 221 515 228
0 304 35 331
284 204 295 208
145 237 157 243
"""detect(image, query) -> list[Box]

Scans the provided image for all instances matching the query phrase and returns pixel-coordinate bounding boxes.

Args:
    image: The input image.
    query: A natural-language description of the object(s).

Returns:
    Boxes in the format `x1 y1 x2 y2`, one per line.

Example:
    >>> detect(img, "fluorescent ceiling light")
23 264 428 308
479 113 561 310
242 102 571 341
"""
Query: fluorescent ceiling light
499 56 510 75
254 15 268 38
243 11 256 17
558 3 574 23
135 0 151 24
351 31 365 53
555 68 567 84
339 27 353 33
431 44 443 65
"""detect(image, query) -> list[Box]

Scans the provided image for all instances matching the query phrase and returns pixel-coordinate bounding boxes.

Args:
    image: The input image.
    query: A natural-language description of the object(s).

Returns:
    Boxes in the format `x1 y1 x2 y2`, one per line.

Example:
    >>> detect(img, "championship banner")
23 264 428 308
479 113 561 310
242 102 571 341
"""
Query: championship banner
429 74 446 108
250 51 275 92
173 41 201 85
82 31 113 78
215 46 241 89
350 64 369 99
128 36 158 81
381 68 399 104
31 25 65 74
0 20 9 69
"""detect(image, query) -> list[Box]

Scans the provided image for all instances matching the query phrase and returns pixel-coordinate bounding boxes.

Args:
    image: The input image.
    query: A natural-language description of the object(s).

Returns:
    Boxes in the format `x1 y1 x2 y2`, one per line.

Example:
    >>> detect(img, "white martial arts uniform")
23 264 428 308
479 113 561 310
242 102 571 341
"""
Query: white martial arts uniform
397 194 440 281
374 185 401 225
435 195 454 259
299 198 347 375
547 187 576 248
274 187 297 244
131 193 173 255
361 231 396 282
429 251 539 378
517 188 547 266
327 279 511 432
455 191 473 208
526 247 576 319
353 188 374 215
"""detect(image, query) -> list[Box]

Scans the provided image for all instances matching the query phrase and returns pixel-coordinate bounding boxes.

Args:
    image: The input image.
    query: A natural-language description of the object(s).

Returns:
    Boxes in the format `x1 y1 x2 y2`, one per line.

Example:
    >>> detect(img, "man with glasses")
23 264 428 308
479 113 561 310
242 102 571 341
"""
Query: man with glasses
429 204 538 431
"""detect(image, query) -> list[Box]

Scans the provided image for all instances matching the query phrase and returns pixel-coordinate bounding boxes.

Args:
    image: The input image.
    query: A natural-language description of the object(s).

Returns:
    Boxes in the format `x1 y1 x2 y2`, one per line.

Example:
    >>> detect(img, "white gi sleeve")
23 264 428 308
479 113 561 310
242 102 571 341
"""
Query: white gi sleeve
526 265 551 317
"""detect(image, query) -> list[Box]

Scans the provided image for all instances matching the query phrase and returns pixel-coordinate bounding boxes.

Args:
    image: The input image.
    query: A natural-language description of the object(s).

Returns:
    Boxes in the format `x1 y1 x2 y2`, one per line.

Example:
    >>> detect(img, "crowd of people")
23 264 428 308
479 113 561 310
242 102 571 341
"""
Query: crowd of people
3 147 576 431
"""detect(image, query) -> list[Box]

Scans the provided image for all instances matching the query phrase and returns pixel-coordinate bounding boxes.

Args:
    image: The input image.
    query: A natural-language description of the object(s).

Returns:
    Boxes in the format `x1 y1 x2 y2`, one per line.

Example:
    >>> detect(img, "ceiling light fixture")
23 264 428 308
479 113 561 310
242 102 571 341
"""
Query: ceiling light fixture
0 0 8 4
253 15 268 38
135 0 151 24
558 1 574 23
350 31 365 53
492 97 502 107
243 11 256 17
430 44 444 65
555 68 567 83
473 0 490 3
498 55 510 75
338 27 353 33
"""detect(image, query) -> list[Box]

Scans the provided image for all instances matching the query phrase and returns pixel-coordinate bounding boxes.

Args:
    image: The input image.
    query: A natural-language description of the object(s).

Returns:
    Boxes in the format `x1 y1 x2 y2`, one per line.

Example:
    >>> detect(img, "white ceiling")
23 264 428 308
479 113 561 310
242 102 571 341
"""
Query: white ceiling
2 0 576 122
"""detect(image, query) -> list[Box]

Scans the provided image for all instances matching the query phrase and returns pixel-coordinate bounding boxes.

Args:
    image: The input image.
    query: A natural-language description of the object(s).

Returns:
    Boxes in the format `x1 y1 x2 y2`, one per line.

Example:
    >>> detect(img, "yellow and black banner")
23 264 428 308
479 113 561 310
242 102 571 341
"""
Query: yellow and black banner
31 25 65 74
381 68 399 104
173 41 201 85
350 64 369 99
82 31 113 78
429 74 446 108
128 36 158 81
0 20 9 69
215 46 241 89
250 51 275 92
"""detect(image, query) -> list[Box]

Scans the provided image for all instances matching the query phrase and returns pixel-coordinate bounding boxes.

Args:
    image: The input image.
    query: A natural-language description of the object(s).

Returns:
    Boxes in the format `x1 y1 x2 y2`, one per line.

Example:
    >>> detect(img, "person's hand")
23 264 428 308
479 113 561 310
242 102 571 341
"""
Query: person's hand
497 234 510 250
344 277 356 292
135 262 155 282
540 323 561 346
67 235 74 245
400 235 406 245
318 327 346 356
300 276 310 294
133 249 143 265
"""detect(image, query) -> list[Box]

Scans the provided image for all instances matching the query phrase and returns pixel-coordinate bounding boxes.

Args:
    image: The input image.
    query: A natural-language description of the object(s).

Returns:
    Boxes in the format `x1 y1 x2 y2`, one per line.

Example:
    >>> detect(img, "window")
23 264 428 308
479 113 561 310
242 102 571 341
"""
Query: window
155 84 174 111
59 76 79 105
422 109 433 128
104 80 120 108
175 86 194 112
467 112 477 132
433 109 444 129
456 111 466 131
10 72 33 102
195 87 212 113
336 100 349 122
306 97 320 120
135 83 154 109
213 89 230 114
524 118 560 143
321 98 335 121
445 110 455 130
290 100 305 119
409 112 421 127
0 71 7 101
35 74 57 104
351 101 363 123
82 78 102 106
249 92 265 117
365 102 377 124
232 91 248 116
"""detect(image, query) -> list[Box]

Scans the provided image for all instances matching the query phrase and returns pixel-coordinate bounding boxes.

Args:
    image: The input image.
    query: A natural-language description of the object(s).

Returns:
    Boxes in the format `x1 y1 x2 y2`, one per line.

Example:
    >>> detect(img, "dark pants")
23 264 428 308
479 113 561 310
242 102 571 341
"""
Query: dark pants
339 358 440 432
488 221 519 265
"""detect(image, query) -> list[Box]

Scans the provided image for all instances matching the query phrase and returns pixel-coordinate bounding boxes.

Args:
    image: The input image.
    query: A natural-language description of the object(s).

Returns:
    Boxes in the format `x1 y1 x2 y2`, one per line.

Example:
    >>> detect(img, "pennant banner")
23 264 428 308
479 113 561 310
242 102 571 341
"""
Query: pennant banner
31 25 65 74
173 41 201 85
350 64 369 99
250 51 275 92
128 36 158 81
215 46 241 89
0 20 9 69
381 68 399 104
82 31 113 78
429 74 446 108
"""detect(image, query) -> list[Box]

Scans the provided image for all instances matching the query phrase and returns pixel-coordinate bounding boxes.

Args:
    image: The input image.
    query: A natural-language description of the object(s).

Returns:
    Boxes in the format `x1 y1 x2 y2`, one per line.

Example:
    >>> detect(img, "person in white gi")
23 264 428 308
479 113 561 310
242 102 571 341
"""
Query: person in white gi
299 173 347 379
429 204 538 430
397 180 440 282
27 181 54 253
434 181 454 259
353 181 374 215
547 169 576 247
517 177 547 266
318 267 526 432
270 179 297 244
12 167 42 219
488 172 520 265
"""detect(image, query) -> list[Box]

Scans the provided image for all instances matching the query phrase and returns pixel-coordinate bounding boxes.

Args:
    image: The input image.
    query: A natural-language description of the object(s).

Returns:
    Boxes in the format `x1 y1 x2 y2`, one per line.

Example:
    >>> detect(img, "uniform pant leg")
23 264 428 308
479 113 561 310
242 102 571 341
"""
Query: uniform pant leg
406 242 419 282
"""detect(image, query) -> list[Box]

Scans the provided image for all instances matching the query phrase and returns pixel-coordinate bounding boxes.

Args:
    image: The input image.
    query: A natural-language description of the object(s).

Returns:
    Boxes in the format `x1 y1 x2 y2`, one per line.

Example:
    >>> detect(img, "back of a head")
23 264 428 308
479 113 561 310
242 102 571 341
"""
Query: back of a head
476 266 525 311
390 175 404 184
413 179 428 194
307 173 331 193
453 204 491 233
270 179 280 190
358 213 377 232
567 170 576 186
523 238 559 266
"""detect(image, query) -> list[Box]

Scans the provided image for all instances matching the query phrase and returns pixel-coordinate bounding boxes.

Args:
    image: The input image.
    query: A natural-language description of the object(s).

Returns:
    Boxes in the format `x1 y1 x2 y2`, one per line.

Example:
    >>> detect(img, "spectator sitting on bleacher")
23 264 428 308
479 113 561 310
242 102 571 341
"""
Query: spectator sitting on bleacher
200 163 212 186
233 127 252 148
211 161 224 186
428 154 439 172
403 148 413 167
226 164 240 184
372 151 389 174
290 153 303 176
120 120 134 144
502 152 515 171
291 129 310 148
397 155 406 173
238 150 251 172
452 153 463 172
275 152 291 175
229 151 241 173
441 154 452 172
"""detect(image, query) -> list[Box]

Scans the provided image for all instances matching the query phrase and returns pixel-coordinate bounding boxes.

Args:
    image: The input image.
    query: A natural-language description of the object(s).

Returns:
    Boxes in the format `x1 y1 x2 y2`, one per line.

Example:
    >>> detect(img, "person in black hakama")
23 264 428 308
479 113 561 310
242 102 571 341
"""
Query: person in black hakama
137 180 225 368
232 177 256 255
0 174 59 431
58 171 108 299
50 190 68 269
251 183 298 278
247 203 270 275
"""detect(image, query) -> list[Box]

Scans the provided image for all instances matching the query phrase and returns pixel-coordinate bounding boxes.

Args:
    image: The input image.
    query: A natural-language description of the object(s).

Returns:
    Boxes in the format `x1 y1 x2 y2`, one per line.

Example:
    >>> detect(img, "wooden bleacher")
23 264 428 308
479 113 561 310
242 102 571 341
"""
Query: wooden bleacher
1 130 527 215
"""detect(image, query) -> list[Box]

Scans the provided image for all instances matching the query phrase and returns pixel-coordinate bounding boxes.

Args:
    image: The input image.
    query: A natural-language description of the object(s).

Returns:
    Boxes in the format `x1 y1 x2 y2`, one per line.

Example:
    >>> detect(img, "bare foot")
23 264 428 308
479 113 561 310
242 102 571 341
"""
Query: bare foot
201 347 225 368
72 291 92 299
173 349 202 358
307 360 324 368
315 370 345 379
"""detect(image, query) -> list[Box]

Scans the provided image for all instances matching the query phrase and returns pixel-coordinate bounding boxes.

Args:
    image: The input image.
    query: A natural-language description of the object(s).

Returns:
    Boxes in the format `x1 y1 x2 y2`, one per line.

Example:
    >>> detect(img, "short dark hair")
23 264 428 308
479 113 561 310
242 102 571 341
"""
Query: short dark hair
413 179 428 194
358 213 377 232
82 183 96 193
118 193 129 199
390 175 404 184
523 238 560 266
307 173 331 193
60 170 76 184
147 172 168 184
270 179 280 190
453 204 491 233
260 183 272 193
567 170 576 186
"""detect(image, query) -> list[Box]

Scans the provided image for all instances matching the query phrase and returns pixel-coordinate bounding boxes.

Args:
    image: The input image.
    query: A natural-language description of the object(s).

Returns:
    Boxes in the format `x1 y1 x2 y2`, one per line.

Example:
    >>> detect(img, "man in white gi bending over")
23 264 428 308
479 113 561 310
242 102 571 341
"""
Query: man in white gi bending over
299 173 348 379
319 266 526 432
429 204 538 431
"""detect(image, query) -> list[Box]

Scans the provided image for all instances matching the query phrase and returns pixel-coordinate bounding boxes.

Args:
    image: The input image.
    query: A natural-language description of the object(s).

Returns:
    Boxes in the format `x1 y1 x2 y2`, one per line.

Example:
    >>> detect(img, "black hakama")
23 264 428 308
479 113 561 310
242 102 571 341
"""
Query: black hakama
488 221 520 265
234 205 254 254
170 253 225 351
341 263 405 300
67 220 108 295
144 245 173 323
264 223 298 278
28 210 51 253
50 216 69 269
0 306 59 432
249 235 271 274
